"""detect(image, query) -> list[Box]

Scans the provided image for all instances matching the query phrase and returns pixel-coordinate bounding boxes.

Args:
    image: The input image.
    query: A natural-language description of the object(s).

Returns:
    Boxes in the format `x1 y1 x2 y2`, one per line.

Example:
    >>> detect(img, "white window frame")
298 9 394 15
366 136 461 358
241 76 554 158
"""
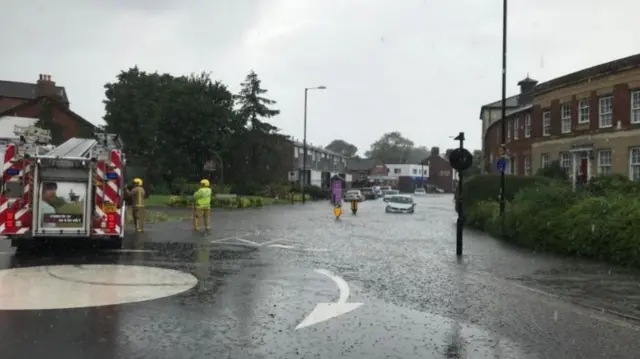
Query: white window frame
524 155 532 176
541 153 549 168
631 91 640 124
597 149 612 175
578 99 590 124
524 114 531 138
561 103 571 133
507 121 512 142
513 117 519 140
511 156 518 175
599 96 613 128
630 148 640 181
560 152 572 174
542 111 551 136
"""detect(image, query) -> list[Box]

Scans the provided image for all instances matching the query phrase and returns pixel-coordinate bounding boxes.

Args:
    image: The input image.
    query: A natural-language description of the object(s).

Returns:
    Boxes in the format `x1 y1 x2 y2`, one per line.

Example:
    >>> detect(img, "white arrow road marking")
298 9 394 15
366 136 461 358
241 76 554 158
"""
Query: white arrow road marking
295 269 363 330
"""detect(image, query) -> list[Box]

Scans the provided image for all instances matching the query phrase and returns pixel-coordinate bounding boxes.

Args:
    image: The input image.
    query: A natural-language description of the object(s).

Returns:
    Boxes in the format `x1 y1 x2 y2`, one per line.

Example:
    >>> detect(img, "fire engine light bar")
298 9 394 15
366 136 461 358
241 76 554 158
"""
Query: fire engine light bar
106 172 118 180
6 168 19 175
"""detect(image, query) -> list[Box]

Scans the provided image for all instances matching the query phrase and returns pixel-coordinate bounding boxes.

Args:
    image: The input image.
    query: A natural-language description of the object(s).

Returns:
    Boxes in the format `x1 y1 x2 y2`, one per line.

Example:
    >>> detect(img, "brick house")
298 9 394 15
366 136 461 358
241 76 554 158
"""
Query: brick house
480 53 640 185
0 74 95 140
422 154 456 193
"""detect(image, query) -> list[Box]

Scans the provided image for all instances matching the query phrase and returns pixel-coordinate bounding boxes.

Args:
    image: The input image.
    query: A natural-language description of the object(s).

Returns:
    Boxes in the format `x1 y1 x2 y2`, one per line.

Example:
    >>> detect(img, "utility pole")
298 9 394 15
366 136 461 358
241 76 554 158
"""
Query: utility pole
499 0 508 217
301 86 326 204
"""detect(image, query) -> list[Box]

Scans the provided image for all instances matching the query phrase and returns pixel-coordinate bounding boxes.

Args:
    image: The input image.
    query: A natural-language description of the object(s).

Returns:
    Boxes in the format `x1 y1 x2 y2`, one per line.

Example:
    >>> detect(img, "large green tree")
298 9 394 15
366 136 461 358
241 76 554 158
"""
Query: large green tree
234 70 280 133
365 132 415 163
103 67 240 192
325 139 358 157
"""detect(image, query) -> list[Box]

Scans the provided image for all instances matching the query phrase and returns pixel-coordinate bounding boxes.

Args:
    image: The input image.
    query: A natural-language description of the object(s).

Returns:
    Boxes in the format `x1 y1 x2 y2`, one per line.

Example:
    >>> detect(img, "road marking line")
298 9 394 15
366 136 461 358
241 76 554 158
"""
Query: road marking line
259 238 289 246
268 244 296 249
210 233 252 243
232 237 260 246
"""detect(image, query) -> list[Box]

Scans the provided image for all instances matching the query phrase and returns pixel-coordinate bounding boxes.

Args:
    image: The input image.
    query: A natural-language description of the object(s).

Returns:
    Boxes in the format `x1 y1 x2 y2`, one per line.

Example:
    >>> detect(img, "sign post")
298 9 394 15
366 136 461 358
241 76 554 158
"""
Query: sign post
448 132 473 257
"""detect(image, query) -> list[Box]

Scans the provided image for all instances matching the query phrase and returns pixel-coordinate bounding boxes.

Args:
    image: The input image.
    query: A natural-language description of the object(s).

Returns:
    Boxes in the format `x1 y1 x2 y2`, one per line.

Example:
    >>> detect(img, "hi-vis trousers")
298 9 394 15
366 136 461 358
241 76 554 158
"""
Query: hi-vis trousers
193 207 211 231
132 207 144 232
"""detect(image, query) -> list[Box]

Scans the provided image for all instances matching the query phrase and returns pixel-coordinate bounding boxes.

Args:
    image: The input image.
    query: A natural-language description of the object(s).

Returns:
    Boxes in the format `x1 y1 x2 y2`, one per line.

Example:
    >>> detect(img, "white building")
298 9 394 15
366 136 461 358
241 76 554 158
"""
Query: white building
385 164 429 179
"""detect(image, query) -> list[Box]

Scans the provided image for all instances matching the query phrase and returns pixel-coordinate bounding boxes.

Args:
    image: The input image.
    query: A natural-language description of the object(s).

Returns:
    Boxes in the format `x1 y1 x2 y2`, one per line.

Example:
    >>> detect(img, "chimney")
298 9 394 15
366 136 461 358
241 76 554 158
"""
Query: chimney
36 73 57 98
517 75 538 106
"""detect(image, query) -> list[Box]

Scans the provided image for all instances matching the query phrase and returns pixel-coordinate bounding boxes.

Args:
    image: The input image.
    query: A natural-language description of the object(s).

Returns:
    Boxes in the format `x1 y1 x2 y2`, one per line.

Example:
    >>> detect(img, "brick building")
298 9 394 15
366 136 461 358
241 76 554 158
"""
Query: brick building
480 53 640 182
0 74 95 140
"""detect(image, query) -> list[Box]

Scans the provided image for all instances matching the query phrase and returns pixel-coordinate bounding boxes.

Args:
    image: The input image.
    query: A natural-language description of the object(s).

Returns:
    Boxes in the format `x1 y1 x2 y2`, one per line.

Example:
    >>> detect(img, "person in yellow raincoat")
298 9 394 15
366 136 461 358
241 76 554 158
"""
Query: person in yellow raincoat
193 179 213 231
127 178 146 232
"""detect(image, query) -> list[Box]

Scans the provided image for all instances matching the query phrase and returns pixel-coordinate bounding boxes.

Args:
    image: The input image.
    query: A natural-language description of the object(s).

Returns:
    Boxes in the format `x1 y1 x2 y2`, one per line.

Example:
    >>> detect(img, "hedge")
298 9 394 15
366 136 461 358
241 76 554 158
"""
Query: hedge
165 193 311 209
466 175 640 268
462 174 553 208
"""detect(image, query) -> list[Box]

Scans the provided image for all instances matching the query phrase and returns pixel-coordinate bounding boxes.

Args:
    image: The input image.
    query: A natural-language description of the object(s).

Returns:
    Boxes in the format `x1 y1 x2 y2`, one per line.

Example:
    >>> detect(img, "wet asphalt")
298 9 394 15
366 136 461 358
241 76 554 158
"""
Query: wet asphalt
0 195 639 359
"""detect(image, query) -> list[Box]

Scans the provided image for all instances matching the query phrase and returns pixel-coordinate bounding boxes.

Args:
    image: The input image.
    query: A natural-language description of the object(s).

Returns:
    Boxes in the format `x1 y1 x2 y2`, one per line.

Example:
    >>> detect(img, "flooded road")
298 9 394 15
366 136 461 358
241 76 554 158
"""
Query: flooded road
0 195 638 358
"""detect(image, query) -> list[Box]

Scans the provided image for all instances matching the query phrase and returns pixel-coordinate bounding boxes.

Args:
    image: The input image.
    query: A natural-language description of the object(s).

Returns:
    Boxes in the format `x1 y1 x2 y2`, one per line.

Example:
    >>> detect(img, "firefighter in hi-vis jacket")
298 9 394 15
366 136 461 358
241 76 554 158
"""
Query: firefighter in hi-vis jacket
193 179 213 231
127 178 146 232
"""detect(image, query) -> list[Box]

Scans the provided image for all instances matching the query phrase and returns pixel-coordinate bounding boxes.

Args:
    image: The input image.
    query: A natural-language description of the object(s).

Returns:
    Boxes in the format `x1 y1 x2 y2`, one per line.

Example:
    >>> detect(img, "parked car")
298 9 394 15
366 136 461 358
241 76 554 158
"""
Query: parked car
382 189 400 202
360 187 377 200
379 186 392 191
414 188 426 196
385 194 417 214
345 189 365 202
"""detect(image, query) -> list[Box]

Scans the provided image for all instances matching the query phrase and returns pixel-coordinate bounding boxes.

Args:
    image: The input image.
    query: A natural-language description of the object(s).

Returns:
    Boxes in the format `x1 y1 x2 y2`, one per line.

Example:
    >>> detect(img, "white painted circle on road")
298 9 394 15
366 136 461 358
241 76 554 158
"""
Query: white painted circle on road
0 264 198 310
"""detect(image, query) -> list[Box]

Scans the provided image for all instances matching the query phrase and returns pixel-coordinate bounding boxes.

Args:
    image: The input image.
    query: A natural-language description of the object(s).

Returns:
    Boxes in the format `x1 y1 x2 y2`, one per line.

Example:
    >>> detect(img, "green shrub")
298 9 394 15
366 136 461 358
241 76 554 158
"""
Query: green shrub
462 174 552 208
466 179 640 268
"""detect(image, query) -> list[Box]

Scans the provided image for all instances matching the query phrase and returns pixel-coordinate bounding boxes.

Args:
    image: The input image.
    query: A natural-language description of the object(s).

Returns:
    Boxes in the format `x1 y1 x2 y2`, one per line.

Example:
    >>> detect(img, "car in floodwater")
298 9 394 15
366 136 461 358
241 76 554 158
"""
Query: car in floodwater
385 194 416 214
382 189 400 202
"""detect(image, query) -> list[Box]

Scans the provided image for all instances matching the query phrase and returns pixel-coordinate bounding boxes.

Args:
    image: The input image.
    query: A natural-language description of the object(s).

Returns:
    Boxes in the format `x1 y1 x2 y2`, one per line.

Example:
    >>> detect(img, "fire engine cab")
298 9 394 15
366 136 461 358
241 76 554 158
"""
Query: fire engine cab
0 125 126 251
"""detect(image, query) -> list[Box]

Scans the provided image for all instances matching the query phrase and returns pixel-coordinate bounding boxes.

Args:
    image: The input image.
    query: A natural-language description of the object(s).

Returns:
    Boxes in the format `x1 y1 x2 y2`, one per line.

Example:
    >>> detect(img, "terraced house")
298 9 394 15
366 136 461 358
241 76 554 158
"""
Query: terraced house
291 141 351 188
480 53 640 184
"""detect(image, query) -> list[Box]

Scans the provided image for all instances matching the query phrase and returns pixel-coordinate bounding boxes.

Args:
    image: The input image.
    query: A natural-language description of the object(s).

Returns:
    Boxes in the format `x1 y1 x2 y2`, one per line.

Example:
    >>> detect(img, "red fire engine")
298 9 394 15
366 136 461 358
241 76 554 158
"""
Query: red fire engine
0 125 126 251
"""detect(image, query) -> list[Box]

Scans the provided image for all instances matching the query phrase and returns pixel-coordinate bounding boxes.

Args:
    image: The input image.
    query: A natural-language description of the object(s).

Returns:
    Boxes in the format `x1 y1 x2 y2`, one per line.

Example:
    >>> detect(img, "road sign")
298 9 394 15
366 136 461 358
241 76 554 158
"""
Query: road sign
498 145 506 156
496 158 507 172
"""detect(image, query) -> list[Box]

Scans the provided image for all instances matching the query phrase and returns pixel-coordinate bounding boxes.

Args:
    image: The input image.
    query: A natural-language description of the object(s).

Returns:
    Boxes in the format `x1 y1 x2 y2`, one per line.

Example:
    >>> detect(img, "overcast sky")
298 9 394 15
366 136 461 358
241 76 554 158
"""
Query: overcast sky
2 0 639 155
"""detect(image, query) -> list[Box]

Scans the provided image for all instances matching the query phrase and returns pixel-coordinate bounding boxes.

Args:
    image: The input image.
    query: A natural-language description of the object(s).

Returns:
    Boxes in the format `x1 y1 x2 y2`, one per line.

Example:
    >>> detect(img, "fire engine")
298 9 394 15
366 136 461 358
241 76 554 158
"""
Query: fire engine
0 125 126 250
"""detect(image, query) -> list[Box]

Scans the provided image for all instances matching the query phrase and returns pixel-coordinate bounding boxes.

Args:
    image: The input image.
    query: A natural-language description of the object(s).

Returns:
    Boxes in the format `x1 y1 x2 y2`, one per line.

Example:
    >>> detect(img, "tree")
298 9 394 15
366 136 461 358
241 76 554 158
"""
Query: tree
234 70 280 133
407 146 430 164
35 99 65 145
325 139 358 157
103 67 240 190
365 132 414 163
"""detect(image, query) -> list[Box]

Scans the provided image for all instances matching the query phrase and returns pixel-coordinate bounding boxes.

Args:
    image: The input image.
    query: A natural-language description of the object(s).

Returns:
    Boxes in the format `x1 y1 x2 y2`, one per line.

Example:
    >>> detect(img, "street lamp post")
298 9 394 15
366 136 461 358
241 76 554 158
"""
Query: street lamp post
301 85 327 204
499 0 508 217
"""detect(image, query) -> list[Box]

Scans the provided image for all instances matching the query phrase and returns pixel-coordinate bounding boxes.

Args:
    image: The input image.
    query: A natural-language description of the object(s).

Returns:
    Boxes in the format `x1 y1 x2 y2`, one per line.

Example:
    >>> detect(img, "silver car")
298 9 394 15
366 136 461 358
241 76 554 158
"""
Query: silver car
345 189 364 202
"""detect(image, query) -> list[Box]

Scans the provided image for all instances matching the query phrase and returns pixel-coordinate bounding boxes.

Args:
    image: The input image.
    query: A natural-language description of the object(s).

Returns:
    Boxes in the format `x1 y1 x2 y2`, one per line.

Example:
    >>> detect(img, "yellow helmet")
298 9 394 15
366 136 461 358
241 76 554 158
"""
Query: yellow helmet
133 178 143 185
200 179 210 187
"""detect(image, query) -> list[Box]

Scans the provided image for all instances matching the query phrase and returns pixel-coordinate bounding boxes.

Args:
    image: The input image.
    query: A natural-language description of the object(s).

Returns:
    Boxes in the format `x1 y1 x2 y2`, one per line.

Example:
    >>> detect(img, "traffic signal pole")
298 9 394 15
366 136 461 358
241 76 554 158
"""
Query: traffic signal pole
499 0 507 217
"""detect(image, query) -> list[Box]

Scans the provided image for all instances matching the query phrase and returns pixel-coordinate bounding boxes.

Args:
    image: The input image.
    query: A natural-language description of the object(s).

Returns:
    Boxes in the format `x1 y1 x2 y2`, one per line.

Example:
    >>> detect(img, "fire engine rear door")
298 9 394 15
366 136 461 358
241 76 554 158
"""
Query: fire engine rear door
32 159 93 238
